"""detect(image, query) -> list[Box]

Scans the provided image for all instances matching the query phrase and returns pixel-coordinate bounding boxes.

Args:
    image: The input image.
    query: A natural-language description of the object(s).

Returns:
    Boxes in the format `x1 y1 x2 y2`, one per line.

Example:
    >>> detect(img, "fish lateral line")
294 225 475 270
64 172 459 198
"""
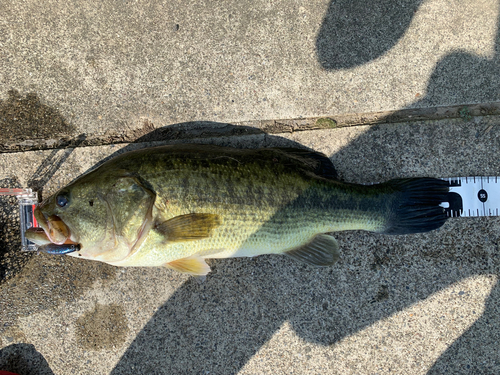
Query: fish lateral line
20 145 492 276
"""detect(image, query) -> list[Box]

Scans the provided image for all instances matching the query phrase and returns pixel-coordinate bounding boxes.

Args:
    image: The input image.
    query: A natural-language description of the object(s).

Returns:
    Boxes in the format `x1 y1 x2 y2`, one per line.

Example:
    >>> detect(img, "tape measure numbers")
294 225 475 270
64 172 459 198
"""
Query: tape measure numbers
442 177 500 217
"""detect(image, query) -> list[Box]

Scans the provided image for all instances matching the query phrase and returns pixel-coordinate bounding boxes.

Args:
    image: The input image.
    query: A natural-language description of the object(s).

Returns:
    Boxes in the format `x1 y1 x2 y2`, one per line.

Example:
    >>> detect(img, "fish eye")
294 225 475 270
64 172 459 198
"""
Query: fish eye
56 193 70 208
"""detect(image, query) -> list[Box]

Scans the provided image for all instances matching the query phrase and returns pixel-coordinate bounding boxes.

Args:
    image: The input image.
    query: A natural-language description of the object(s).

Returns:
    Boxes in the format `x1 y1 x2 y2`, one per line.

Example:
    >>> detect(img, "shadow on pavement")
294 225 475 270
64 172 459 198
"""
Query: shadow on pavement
0 90 76 152
110 123 500 374
111 7 500 375
421 10 500 371
1 4 500 373
316 0 422 69
0 344 54 375
428 280 500 374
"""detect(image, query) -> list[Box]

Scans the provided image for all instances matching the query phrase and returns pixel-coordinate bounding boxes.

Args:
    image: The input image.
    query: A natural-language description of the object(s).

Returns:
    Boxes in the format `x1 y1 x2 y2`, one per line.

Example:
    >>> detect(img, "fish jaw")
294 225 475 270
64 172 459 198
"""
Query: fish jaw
25 227 53 246
46 215 71 244
85 214 155 265
68 202 153 265
33 207 72 245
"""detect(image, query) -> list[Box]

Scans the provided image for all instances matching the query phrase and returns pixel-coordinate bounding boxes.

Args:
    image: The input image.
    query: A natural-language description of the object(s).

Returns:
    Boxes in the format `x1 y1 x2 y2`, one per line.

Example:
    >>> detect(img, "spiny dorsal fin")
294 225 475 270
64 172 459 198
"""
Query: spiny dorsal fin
165 255 211 276
154 213 221 241
271 147 338 180
285 234 340 266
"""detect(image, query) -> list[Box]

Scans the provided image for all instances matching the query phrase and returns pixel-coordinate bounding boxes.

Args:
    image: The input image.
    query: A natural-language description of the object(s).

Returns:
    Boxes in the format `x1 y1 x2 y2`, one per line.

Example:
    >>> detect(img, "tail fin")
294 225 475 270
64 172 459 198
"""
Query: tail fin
381 178 449 235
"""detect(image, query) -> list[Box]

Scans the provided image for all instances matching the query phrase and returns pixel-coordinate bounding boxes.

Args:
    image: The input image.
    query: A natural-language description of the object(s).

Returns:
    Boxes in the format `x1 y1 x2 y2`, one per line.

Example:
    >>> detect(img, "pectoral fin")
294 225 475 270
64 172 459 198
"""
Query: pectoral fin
285 234 340 266
165 255 211 276
154 213 221 241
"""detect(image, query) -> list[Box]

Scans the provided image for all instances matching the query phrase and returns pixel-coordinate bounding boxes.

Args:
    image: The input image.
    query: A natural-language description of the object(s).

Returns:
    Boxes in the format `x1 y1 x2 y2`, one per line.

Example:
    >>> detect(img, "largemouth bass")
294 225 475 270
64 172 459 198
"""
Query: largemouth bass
26 144 449 275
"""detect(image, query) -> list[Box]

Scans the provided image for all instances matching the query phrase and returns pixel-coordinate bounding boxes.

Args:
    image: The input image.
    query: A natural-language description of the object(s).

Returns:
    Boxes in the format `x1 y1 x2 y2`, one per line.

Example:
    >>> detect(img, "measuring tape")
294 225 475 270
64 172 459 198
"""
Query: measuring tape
0 177 498 251
442 176 500 218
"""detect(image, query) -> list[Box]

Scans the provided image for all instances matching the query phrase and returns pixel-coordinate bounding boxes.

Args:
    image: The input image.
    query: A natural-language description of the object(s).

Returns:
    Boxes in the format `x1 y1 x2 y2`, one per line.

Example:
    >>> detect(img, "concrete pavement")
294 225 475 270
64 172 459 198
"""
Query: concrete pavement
1 0 500 374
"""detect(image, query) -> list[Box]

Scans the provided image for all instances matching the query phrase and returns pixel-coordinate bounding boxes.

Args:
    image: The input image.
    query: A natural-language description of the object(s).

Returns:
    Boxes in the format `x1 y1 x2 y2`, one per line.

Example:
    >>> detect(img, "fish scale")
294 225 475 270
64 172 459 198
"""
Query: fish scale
22 145 451 275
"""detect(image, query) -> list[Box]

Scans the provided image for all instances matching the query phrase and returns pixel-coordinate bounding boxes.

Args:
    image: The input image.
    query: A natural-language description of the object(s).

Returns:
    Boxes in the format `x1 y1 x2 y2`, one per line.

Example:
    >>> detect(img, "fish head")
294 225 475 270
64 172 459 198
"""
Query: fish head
27 170 153 264
29 174 115 257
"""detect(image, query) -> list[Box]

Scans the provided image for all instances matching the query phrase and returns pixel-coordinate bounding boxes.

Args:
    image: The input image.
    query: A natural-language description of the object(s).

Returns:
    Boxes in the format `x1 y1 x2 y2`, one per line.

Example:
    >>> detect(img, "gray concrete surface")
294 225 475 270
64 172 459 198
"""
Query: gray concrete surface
2 118 500 374
1 0 499 142
1 0 500 374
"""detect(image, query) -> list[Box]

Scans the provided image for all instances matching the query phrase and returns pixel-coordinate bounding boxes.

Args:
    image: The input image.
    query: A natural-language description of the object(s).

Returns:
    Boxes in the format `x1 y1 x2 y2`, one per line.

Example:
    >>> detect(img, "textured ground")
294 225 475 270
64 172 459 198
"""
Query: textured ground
1 0 500 374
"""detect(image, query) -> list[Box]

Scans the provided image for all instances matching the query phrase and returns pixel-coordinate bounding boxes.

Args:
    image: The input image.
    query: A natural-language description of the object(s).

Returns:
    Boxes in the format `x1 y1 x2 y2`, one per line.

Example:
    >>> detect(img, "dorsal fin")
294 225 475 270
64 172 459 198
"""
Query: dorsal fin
270 147 338 180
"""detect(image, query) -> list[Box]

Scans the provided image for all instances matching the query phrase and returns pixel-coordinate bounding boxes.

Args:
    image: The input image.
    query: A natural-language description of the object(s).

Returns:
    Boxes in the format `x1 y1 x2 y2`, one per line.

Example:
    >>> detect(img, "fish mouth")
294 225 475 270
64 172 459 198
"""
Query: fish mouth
25 227 53 246
28 207 75 246
25 227 80 255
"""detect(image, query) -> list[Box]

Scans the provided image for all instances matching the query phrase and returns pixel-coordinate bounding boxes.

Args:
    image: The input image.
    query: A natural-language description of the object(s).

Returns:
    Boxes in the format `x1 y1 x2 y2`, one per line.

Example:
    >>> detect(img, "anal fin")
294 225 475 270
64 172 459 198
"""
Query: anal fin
285 234 340 267
165 255 211 276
